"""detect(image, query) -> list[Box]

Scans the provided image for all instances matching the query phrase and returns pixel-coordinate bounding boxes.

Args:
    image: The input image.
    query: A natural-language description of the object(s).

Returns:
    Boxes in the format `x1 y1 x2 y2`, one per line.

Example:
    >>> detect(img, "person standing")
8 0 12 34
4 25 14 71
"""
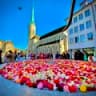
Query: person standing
74 50 84 60
88 54 93 62
55 52 60 59
83 50 88 61
0 49 2 64
65 51 70 59
62 52 66 59
14 50 17 61
6 50 14 63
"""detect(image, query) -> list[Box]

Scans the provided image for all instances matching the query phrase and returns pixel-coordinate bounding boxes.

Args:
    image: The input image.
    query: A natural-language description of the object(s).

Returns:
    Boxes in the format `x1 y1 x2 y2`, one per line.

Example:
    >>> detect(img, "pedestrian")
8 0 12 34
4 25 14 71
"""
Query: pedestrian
4 52 9 63
83 50 88 61
6 50 15 63
55 52 60 59
62 52 66 59
0 49 2 64
88 54 93 62
65 51 70 59
74 50 84 60
14 50 17 61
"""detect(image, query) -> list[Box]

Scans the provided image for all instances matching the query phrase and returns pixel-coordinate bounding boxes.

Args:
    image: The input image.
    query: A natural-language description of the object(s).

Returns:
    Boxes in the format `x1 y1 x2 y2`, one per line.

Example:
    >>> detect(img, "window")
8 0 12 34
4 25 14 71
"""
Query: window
80 34 86 42
74 26 78 33
80 24 85 31
95 5 96 11
69 38 74 44
85 9 91 17
87 32 93 40
79 13 83 20
86 20 92 29
74 16 77 23
69 28 73 35
75 36 79 43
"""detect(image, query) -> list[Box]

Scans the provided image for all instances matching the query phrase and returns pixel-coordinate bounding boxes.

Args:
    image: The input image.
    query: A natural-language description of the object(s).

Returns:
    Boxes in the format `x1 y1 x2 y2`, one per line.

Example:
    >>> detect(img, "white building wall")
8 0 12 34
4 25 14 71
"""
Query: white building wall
68 1 96 51
93 2 96 22
93 2 96 48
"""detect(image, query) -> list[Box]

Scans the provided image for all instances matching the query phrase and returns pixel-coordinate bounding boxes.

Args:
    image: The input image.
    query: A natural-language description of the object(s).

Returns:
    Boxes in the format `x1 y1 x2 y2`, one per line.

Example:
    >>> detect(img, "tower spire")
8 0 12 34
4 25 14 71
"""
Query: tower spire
29 0 36 39
31 7 35 23
31 0 35 24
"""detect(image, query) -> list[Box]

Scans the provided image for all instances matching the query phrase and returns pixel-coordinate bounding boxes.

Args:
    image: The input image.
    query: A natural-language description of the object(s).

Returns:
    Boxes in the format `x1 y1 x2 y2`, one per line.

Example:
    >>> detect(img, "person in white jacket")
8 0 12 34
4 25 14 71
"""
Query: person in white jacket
93 51 96 62
88 52 96 62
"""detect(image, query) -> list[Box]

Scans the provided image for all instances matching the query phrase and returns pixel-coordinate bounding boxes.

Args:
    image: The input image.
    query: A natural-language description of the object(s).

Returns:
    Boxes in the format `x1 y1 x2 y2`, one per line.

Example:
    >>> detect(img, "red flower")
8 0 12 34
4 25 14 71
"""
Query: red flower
25 79 33 87
20 76 29 84
47 82 53 90
42 80 49 88
18 71 23 77
68 85 78 93
87 87 96 91
0 69 3 75
54 79 59 85
57 83 64 91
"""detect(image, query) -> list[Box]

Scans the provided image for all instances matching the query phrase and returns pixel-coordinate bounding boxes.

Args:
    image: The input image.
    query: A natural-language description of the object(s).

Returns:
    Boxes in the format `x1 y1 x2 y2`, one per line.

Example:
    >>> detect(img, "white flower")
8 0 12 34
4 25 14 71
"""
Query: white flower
60 74 66 78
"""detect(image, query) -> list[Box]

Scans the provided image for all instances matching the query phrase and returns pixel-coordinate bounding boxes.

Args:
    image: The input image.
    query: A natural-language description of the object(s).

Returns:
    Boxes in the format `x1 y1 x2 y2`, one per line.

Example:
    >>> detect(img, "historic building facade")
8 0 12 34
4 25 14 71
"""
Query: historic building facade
28 24 68 54
67 0 96 58
28 5 68 54
37 27 68 54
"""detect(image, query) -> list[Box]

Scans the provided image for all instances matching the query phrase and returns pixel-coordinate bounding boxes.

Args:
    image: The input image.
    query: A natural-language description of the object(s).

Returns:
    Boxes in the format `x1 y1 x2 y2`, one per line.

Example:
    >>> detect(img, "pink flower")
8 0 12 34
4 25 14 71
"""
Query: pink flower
37 82 44 89
63 85 69 92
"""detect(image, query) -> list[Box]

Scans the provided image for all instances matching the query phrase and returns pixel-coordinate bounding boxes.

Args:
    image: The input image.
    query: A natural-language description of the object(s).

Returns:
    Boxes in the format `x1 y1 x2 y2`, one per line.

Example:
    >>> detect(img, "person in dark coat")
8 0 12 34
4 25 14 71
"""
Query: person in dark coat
62 52 66 59
74 50 84 60
14 50 17 60
48 53 53 59
65 51 70 59
55 52 60 59
62 51 70 59
0 49 2 64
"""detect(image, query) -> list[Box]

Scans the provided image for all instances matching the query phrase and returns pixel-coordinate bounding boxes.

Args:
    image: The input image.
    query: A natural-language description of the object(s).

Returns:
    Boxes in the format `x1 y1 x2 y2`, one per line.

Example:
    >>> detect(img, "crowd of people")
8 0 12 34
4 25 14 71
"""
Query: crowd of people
0 50 26 64
27 50 96 62
0 49 96 64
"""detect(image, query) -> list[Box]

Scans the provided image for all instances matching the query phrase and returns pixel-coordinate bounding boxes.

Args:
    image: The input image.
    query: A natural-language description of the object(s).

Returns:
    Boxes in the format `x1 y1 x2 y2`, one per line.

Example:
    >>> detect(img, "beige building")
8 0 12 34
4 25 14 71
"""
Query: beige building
28 24 68 54
37 27 68 54
0 41 4 49
0 40 16 54
4 41 15 52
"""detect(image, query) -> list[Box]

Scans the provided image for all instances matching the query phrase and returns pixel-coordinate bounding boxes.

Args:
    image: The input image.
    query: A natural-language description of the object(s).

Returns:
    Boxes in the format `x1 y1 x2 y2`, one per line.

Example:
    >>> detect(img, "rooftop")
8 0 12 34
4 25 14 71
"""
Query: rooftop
40 26 66 40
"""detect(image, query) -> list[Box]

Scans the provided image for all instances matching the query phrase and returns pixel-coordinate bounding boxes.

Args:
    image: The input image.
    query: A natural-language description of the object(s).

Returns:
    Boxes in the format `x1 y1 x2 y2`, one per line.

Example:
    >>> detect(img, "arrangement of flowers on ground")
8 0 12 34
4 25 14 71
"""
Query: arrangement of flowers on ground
0 59 96 93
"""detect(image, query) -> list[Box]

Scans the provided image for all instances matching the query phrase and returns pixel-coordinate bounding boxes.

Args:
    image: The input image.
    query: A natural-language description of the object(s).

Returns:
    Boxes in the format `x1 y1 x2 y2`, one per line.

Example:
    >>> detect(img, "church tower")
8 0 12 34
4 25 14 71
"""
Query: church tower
29 7 36 39
28 3 39 53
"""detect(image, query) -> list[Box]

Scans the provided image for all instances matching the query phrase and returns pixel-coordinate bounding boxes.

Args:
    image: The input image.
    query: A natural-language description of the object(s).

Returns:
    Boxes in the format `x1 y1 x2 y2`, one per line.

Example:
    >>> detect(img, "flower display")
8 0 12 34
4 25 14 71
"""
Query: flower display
0 59 96 93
